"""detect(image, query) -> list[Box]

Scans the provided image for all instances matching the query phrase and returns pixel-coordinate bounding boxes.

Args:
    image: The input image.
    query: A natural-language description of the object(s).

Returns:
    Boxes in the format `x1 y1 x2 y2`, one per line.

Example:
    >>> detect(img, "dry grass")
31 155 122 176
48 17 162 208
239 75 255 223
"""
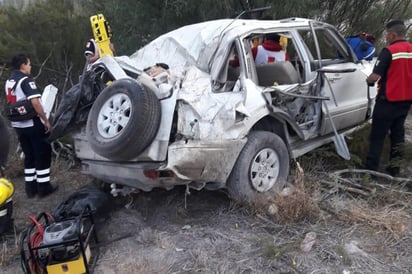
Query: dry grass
262 162 320 224
0 232 20 268
268 184 319 224
136 227 160 246
2 160 23 179
337 199 410 238
0 241 8 267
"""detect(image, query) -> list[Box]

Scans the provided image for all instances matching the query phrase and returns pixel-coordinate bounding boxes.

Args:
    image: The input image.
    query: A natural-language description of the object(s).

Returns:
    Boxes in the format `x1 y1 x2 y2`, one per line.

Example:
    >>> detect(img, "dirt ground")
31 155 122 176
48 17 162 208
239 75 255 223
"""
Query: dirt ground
1 121 412 274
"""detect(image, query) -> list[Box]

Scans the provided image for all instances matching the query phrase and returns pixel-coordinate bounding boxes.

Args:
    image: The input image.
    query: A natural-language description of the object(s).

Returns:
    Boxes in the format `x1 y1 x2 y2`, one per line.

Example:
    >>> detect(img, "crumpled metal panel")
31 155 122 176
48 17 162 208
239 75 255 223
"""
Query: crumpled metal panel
176 66 265 140
130 20 230 74
129 19 314 74
166 139 247 183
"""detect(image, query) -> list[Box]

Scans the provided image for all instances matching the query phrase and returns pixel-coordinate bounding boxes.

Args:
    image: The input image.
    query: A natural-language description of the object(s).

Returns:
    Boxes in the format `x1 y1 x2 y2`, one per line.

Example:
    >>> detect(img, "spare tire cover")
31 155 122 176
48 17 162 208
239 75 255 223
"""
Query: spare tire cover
86 79 161 161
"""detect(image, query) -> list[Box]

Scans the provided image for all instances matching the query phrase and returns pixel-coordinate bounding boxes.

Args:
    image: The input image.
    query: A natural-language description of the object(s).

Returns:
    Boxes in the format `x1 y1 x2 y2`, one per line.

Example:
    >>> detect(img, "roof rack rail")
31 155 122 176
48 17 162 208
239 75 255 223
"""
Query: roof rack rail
235 6 271 19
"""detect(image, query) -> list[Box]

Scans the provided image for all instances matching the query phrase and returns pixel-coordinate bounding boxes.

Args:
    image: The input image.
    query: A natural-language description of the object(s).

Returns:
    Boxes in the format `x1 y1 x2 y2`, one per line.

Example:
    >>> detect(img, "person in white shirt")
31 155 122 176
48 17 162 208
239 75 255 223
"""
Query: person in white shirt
252 33 288 64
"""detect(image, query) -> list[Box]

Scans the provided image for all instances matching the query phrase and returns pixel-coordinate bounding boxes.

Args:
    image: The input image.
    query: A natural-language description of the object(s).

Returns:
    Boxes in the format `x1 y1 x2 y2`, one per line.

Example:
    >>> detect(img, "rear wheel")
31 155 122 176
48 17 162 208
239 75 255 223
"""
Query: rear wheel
227 131 289 205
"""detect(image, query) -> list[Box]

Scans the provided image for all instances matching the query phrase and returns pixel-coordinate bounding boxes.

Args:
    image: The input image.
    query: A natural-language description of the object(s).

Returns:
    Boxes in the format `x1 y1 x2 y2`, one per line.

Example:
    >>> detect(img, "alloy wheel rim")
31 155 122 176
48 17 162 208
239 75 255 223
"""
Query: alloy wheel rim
97 93 132 138
250 148 280 192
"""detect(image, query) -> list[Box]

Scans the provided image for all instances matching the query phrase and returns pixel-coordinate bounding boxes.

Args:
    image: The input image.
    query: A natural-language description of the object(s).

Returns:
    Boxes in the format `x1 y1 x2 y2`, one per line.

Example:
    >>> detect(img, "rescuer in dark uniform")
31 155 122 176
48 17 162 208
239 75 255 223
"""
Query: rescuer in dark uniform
365 20 412 176
84 22 116 70
4 54 58 198
84 38 100 66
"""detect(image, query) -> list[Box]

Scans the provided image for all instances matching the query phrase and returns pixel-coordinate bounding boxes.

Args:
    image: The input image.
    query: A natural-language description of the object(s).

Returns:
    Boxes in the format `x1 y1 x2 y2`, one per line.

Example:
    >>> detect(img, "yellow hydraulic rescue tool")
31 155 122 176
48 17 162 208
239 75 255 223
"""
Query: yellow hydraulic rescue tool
90 14 114 58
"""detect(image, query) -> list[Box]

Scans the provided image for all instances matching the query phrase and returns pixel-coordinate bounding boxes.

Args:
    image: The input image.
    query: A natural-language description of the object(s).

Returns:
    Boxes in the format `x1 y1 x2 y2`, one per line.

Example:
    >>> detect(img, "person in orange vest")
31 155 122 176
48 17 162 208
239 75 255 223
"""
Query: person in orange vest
365 20 412 176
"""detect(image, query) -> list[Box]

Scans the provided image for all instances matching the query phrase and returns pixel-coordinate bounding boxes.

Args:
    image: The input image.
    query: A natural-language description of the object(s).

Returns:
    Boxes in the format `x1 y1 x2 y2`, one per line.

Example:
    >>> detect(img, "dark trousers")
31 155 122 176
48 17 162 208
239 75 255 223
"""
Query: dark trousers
15 117 51 184
366 99 411 171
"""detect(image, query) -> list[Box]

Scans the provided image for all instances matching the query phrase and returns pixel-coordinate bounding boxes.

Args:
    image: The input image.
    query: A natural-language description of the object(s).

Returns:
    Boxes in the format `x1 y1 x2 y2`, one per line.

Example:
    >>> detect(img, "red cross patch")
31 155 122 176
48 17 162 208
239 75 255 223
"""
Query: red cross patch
17 106 27 114
29 81 37 89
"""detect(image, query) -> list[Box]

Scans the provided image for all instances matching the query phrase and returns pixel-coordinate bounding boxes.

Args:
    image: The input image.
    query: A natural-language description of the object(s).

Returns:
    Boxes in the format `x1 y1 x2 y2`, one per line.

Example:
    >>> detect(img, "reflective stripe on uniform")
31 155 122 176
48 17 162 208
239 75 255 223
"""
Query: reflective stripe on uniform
36 168 50 183
392 52 412 60
36 168 50 175
25 176 36 182
0 209 7 217
37 176 50 183
25 168 36 182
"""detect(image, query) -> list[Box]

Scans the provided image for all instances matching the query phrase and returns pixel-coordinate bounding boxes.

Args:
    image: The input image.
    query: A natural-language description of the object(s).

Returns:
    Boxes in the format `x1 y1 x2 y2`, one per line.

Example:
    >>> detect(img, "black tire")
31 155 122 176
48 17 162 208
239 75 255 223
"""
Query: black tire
0 116 10 167
86 79 161 161
227 131 289 205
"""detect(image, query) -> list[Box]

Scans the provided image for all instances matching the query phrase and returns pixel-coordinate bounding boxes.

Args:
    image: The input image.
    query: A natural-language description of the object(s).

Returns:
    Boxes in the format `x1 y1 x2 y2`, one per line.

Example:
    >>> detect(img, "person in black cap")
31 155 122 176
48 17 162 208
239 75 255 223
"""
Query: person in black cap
84 22 116 70
365 20 412 176
84 38 99 65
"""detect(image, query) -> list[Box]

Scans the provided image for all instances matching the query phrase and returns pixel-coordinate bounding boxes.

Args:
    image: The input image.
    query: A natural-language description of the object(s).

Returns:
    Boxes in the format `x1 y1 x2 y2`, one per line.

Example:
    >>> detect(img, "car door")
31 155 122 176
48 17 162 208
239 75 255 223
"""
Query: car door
297 25 371 135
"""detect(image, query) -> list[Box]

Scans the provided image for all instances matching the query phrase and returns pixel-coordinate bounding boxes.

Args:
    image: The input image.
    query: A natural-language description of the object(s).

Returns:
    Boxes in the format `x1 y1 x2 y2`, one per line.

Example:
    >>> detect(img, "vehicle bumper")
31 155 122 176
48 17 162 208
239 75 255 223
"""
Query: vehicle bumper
80 138 247 191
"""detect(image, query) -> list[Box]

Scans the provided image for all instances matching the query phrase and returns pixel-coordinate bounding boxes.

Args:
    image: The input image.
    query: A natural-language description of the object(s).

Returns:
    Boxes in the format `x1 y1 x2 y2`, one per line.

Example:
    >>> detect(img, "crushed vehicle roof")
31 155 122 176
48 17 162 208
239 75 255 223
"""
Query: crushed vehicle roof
130 18 329 73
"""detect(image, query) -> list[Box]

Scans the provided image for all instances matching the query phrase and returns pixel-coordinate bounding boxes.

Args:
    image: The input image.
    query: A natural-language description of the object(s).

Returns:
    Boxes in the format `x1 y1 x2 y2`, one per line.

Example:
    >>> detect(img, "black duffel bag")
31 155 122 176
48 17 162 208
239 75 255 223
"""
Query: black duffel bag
4 99 37 122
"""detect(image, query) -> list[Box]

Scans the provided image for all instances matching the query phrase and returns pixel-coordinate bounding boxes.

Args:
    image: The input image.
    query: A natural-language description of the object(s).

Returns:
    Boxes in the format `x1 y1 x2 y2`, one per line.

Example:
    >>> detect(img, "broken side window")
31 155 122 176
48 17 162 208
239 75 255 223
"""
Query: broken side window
298 28 351 70
246 32 302 87
213 44 242 92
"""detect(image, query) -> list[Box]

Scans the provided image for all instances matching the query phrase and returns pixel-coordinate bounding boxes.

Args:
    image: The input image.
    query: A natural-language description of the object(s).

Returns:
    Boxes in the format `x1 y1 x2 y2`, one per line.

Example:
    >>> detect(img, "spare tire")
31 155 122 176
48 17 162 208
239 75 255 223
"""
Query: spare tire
86 79 161 161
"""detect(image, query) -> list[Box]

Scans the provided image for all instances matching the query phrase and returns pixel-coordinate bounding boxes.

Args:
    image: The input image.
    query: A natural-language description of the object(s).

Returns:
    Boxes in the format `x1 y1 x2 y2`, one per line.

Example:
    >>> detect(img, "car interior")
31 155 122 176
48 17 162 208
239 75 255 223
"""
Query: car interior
221 31 306 92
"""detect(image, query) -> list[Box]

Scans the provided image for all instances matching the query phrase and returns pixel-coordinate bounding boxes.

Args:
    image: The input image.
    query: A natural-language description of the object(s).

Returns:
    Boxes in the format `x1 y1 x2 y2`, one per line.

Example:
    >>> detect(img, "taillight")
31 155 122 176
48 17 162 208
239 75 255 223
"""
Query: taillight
144 170 158 179
143 170 175 179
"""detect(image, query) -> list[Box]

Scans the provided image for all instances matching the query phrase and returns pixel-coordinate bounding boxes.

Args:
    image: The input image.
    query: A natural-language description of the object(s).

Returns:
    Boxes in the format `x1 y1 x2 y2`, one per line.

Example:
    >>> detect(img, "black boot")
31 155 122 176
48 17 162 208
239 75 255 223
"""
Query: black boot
25 182 37 198
37 182 58 198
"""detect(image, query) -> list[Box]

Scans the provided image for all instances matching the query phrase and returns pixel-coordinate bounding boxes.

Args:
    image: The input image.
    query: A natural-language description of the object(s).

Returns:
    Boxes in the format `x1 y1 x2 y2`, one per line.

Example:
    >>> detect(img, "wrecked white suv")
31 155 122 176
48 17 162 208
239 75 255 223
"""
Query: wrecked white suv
69 18 376 204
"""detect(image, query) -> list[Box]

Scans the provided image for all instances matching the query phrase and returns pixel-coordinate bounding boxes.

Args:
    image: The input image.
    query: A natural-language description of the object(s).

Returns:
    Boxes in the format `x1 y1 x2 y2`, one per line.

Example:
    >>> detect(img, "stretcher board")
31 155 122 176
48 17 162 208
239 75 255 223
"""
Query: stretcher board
41 84 58 119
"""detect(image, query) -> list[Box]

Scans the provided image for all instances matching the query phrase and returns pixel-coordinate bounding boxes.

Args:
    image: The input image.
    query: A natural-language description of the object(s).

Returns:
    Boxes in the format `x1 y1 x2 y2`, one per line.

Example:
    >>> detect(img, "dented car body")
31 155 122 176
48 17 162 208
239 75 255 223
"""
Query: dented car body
72 18 376 203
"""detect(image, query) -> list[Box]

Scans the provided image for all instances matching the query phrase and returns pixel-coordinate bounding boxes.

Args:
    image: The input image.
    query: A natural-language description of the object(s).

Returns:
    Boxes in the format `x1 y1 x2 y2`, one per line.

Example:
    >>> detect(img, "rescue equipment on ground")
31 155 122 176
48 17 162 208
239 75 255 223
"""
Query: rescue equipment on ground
0 177 14 234
90 14 114 58
20 206 98 274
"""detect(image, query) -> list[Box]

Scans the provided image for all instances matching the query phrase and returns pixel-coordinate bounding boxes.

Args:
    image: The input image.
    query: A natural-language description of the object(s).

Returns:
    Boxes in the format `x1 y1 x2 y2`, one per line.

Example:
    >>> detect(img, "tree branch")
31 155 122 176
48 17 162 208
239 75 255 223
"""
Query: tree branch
332 169 412 183
34 51 52 80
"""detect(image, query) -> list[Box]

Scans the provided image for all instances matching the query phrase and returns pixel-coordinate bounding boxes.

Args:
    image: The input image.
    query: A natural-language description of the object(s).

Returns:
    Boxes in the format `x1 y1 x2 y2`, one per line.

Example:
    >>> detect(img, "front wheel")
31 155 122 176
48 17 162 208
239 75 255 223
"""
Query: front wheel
227 131 290 205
